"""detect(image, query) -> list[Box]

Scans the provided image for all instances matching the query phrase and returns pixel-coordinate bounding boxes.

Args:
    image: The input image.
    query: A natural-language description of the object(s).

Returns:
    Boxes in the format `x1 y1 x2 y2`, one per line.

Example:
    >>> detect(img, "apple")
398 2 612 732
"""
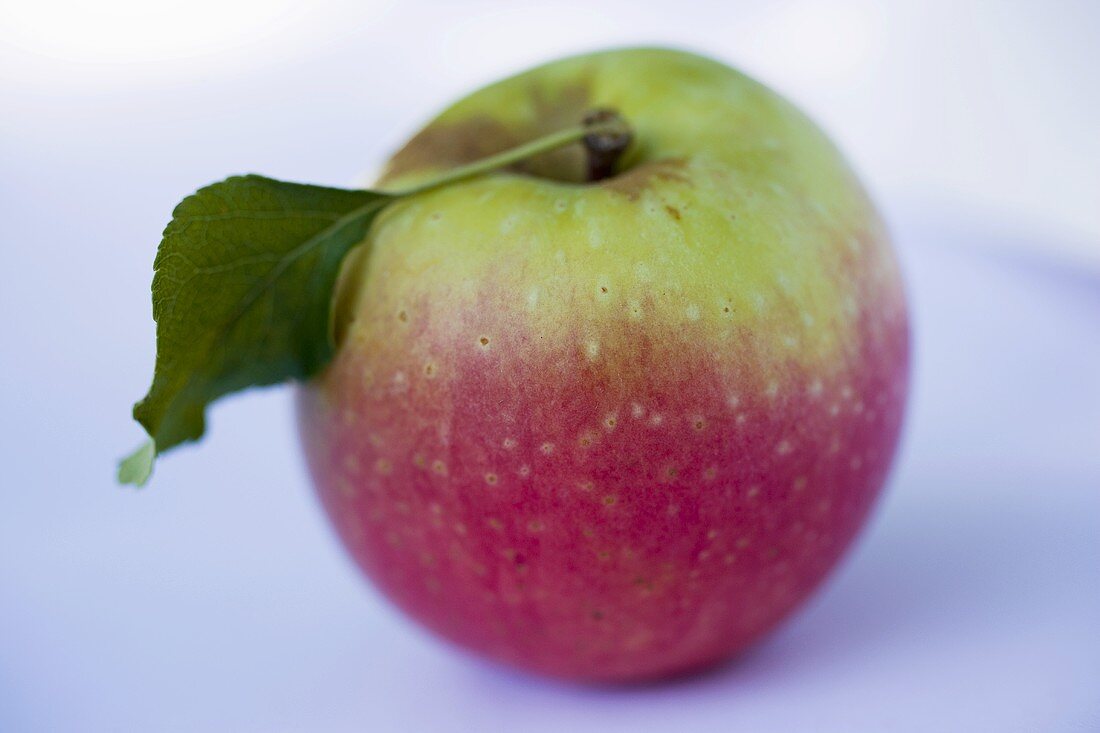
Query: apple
296 47 909 682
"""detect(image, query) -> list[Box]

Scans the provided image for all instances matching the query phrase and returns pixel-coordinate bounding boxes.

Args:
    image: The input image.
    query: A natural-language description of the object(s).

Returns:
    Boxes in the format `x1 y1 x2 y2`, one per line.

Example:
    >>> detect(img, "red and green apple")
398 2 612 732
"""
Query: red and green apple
295 48 909 682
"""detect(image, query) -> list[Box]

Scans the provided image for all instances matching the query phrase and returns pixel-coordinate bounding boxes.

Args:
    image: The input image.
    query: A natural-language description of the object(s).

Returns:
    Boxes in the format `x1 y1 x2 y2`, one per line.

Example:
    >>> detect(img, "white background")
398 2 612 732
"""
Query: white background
1 1 1098 730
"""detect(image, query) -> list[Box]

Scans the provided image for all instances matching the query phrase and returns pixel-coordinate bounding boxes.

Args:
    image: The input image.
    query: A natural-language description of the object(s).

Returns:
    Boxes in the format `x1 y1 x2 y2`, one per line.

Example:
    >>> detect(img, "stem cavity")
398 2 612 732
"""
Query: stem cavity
392 109 633 196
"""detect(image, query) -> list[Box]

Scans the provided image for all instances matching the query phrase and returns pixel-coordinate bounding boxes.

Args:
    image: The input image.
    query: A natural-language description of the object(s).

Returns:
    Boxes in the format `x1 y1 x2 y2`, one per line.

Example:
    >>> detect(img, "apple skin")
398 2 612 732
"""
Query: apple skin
297 48 909 682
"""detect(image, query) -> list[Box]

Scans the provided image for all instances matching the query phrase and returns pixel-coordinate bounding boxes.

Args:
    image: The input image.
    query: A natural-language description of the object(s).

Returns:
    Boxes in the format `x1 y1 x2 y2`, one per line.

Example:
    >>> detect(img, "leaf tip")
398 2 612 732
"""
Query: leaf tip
118 439 156 487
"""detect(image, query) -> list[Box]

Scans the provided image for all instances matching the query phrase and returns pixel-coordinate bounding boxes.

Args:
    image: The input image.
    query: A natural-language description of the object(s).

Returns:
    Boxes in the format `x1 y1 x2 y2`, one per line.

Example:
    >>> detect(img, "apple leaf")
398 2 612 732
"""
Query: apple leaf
119 114 625 487
118 439 155 486
120 175 393 486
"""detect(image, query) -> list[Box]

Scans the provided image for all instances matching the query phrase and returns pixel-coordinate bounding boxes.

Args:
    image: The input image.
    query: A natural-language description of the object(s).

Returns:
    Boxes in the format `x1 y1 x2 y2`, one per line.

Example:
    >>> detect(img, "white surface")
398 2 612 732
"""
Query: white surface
1 2 1098 730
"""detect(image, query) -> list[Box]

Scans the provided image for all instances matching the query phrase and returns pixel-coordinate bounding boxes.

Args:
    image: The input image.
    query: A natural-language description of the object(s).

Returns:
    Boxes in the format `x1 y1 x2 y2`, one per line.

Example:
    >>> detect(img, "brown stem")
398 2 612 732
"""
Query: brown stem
582 109 633 182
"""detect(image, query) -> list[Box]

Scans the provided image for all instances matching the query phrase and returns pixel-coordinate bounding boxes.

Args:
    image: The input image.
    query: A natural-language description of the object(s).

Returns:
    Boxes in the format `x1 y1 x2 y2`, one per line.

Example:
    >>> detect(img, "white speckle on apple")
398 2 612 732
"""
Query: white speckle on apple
343 454 361 475
526 287 540 311
775 439 793 456
808 378 824 398
765 380 779 398
726 393 740 409
627 298 643 320
375 458 393 475
631 402 645 418
686 304 701 321
518 464 531 477
502 437 517 450
648 413 664 428
768 181 787 196
792 476 808 491
603 413 618 431
850 456 863 471
336 477 356 498
586 220 602 248
539 442 554 455
634 262 652 281
624 630 655 650
776 272 793 294
585 340 600 360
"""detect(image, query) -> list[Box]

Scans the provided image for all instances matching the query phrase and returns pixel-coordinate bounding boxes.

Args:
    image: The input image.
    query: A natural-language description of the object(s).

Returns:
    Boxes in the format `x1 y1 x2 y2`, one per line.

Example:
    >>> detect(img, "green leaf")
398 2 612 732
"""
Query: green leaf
118 439 156 487
121 175 392 485
119 115 625 487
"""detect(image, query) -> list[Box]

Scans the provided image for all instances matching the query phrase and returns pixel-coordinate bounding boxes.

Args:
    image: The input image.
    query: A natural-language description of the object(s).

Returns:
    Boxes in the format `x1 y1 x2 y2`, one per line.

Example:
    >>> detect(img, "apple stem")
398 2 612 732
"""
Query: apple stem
390 110 633 196
582 109 633 182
